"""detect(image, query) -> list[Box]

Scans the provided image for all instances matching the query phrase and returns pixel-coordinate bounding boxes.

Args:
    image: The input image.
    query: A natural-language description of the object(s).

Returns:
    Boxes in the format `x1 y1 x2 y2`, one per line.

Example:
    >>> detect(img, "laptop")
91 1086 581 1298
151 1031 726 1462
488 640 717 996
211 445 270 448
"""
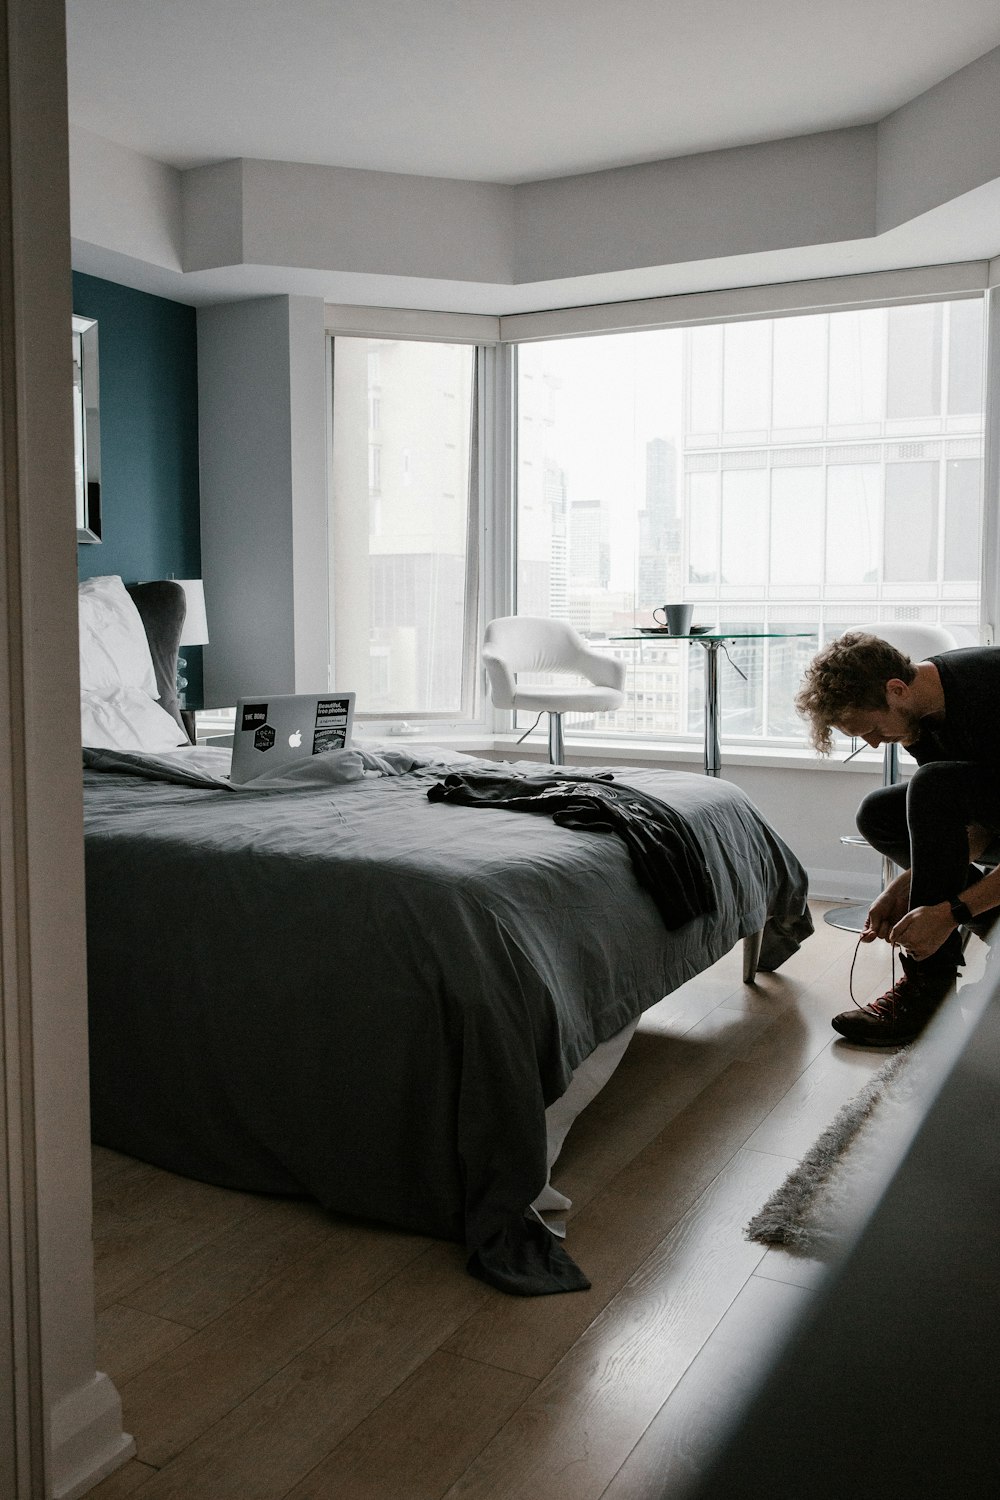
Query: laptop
229 692 356 784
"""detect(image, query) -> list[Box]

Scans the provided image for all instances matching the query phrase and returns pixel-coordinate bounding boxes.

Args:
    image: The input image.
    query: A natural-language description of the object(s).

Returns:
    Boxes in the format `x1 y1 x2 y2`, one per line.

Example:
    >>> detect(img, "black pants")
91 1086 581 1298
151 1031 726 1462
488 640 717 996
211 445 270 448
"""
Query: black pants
857 760 1000 975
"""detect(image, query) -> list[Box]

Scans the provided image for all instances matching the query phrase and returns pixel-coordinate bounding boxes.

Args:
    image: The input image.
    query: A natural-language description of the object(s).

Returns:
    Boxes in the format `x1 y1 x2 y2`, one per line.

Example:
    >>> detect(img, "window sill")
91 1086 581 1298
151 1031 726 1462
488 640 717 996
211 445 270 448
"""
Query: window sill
398 730 897 775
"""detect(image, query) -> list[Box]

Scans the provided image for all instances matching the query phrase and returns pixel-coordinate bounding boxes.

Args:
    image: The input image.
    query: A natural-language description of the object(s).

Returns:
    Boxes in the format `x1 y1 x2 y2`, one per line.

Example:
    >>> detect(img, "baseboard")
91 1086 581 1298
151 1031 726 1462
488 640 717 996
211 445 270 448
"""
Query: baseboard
49 1371 135 1500
807 867 881 904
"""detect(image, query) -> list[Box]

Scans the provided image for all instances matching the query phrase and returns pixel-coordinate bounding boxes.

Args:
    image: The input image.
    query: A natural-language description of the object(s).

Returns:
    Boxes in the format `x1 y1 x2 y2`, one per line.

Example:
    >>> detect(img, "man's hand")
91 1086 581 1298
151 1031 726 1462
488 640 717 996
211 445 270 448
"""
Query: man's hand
860 870 912 943
889 902 956 962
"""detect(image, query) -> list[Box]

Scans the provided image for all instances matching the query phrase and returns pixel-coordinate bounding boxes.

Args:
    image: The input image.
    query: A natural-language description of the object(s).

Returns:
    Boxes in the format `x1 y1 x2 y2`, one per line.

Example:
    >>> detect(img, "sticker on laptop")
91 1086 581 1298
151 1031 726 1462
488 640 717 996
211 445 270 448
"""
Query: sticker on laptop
241 703 269 732
312 696 352 755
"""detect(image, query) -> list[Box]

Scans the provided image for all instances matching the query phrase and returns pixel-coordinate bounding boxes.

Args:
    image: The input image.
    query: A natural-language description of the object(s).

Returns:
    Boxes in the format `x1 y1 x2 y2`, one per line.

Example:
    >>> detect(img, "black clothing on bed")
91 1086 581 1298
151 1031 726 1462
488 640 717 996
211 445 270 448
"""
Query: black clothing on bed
428 769 715 929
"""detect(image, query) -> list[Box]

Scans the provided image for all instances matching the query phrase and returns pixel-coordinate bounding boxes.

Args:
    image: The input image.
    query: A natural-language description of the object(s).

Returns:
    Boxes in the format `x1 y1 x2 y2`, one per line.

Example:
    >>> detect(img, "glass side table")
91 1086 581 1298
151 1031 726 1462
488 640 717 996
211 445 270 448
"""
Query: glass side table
610 631 815 777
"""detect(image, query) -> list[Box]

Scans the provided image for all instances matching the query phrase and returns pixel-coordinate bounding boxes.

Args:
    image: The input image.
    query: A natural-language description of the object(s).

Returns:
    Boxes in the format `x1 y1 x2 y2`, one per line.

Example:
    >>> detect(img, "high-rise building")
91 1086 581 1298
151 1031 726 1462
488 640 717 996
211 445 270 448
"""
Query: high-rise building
544 459 568 617
332 337 474 713
679 302 984 737
570 498 610 587
638 438 679 607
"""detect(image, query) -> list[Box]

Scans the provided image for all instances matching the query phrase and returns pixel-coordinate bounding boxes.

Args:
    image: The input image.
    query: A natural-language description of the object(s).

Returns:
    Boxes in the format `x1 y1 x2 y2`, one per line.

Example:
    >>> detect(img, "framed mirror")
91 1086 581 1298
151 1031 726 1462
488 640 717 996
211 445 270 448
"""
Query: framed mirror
73 313 102 543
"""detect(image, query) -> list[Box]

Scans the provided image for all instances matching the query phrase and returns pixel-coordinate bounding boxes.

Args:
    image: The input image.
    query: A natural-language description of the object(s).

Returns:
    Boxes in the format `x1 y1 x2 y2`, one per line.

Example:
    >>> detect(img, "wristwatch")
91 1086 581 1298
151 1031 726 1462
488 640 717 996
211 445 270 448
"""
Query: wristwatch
949 896 974 925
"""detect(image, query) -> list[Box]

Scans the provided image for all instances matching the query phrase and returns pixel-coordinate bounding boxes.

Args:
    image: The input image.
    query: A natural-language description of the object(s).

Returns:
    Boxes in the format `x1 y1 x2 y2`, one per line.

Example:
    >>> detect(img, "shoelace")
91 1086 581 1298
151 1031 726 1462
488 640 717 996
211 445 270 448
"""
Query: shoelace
849 933 899 1014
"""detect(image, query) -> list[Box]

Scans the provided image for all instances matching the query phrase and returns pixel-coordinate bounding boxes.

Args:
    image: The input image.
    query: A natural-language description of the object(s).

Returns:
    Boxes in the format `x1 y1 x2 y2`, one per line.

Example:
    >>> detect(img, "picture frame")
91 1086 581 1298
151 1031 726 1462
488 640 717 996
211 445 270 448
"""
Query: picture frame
73 313 102 544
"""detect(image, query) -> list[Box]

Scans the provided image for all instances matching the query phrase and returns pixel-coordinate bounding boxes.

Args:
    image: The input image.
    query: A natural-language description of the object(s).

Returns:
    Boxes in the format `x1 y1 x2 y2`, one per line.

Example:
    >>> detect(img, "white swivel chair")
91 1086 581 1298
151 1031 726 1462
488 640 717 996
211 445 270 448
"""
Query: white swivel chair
482 616 626 765
826 621 958 932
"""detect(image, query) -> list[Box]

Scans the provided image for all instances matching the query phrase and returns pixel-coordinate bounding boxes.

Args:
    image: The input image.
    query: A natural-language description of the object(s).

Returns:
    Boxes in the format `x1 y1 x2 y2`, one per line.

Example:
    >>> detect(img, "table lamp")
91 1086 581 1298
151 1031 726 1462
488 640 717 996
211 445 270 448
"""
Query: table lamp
175 578 209 707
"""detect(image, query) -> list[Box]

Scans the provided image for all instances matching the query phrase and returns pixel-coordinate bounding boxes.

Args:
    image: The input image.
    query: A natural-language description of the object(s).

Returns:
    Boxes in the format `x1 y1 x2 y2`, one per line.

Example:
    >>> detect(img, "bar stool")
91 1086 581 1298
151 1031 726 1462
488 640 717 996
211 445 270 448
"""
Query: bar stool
482 616 626 765
824 622 958 933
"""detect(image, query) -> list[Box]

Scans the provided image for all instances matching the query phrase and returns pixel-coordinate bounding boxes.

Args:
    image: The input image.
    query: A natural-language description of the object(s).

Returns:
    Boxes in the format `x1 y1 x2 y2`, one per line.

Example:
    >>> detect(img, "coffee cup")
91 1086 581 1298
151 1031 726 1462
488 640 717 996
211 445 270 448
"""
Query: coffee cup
653 603 694 635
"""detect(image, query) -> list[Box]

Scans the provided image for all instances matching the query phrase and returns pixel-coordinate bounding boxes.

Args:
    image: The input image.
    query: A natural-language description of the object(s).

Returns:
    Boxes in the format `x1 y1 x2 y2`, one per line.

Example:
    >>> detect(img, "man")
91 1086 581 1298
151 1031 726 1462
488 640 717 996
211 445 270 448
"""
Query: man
795 631 1000 1045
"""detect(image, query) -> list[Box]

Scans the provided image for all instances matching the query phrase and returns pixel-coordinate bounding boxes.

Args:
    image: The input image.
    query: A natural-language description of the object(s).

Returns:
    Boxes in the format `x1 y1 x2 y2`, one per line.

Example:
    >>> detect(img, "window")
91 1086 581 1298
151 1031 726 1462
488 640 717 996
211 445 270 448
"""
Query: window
515 298 986 746
330 337 477 717
368 444 381 493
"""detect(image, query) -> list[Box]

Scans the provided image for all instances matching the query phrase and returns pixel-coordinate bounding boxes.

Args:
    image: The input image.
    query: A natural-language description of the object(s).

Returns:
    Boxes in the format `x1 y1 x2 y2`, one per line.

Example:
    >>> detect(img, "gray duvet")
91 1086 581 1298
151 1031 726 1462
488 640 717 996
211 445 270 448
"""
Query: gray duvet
83 745 812 1291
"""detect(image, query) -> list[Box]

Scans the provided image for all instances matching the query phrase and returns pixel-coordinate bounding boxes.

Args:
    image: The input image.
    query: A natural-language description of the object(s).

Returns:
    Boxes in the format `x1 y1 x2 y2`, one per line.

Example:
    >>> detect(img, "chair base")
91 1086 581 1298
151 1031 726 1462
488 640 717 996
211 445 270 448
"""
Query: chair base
823 902 869 934
548 711 564 766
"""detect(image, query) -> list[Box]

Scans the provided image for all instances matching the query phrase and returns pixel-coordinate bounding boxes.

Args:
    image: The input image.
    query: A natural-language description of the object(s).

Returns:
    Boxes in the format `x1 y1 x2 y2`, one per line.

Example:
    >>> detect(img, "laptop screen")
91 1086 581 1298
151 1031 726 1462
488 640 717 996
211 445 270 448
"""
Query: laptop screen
230 692 356 783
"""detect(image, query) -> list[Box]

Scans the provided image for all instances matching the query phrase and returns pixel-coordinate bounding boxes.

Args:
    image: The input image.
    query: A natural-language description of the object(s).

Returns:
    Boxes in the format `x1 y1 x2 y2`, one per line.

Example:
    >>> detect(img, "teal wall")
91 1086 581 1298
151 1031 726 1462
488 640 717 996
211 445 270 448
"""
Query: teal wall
73 272 204 705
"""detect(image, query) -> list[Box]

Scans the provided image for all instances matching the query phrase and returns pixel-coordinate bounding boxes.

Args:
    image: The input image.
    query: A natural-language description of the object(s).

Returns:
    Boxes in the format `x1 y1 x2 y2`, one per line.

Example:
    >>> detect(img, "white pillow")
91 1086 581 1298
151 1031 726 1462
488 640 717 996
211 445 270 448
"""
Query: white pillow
81 688 187 753
79 575 159 697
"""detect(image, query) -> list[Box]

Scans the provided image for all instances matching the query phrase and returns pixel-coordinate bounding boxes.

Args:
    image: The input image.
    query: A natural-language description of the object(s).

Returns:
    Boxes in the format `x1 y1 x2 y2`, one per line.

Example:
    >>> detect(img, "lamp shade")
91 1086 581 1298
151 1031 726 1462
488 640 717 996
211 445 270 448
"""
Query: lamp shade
176 579 209 646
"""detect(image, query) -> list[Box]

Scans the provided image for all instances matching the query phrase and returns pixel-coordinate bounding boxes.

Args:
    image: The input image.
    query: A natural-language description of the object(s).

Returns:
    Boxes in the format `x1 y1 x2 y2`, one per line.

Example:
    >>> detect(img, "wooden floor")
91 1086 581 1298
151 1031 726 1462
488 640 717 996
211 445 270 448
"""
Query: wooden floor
89 904 948 1500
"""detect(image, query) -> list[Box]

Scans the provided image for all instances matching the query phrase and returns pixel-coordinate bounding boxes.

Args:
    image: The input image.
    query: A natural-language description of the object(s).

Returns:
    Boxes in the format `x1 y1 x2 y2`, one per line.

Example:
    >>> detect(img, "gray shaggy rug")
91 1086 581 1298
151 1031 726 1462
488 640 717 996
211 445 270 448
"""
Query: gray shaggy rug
745 1045 921 1259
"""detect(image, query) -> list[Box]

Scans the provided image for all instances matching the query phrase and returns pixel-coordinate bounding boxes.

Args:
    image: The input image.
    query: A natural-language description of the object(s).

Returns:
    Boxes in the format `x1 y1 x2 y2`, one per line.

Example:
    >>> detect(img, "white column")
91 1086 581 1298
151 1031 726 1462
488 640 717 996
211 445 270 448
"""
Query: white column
198 295 329 707
1 0 132 1495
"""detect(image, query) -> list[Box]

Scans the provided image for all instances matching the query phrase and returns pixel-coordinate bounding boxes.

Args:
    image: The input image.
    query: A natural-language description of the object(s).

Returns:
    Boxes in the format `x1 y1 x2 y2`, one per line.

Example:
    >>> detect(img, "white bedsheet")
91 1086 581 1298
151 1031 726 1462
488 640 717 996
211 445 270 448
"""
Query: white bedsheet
533 1016 639 1233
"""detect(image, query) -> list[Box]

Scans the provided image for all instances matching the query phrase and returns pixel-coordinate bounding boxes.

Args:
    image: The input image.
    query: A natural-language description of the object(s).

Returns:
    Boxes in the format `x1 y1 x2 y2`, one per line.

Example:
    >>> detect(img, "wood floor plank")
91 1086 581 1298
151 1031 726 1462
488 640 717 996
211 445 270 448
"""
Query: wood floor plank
93 1162 267 1309
632 901 853 1053
641 912 850 1041
87 902 878 1500
720 940 894 1062
564 923 853 1195
439 1147 791 1500
547 1002 778 1221
96 1302 194 1386
745 905 857 988
282 1351 536 1500
126 1246 498 1500
637 966 749 1036
753 1244 830 1290
119 1194 336 1329
84 1459 158 1499
598 1273 813 1500
121 1224 430 1468
92 1145 148 1188
444 975 858 1382
743 1036 886 1158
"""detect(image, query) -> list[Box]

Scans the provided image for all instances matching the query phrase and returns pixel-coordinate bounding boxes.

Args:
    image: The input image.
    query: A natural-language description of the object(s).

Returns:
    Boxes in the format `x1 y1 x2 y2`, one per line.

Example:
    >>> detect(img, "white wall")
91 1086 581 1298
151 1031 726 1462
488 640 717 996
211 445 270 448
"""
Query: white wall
70 126 183 272
512 128 877 283
181 127 879 288
722 761 886 902
876 44 1000 231
198 294 329 706
241 159 514 284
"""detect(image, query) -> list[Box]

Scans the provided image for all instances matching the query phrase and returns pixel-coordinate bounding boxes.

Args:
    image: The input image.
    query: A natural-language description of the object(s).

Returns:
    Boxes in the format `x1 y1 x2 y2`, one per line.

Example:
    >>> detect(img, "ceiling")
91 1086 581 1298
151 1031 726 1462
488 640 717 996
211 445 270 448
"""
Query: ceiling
67 0 1000 185
65 2 1000 313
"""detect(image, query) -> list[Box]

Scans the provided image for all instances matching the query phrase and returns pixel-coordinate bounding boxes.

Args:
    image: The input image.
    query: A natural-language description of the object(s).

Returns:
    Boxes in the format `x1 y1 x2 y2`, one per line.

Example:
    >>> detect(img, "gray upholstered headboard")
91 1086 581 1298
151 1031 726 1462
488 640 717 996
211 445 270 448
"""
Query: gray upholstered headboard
124 580 189 736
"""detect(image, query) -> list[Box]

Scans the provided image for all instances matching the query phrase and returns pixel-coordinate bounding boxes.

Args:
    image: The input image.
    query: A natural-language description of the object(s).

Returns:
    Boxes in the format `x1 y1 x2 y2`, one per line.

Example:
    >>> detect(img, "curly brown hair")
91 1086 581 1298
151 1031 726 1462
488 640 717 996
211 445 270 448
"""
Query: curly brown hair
795 632 917 755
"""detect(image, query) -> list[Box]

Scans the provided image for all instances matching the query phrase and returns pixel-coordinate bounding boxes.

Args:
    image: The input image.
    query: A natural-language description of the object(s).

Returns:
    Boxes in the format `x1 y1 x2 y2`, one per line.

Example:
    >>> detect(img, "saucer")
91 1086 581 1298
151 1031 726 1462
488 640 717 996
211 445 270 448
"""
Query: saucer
638 624 713 636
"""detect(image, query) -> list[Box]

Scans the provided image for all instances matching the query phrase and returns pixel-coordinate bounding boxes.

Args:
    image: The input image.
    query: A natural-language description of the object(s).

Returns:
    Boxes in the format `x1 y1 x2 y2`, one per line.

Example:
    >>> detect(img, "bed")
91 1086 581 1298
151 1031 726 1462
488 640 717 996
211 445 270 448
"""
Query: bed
80 577 814 1294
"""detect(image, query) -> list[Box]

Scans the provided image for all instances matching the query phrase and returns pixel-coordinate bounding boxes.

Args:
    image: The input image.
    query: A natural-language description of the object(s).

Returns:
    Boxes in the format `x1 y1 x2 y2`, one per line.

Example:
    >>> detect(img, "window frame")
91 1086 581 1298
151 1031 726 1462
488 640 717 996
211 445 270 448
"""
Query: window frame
503 286 993 754
326 321 503 732
325 269 998 750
